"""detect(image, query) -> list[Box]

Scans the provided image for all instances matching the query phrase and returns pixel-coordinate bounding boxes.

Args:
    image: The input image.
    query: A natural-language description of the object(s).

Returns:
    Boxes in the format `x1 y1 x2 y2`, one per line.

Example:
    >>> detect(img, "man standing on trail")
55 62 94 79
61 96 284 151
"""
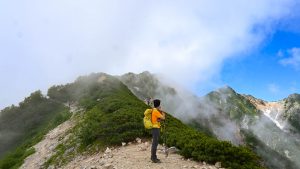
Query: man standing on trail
151 99 165 163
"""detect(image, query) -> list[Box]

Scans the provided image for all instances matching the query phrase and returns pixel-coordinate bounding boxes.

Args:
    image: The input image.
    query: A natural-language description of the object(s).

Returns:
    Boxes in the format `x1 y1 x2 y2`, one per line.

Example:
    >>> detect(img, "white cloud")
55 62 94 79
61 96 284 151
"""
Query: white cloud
277 50 284 57
279 47 300 69
268 83 280 94
0 0 298 109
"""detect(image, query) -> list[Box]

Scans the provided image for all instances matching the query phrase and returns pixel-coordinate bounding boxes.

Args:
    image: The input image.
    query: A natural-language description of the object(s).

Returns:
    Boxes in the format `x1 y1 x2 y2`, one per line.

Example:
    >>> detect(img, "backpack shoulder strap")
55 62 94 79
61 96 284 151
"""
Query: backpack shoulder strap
151 108 154 123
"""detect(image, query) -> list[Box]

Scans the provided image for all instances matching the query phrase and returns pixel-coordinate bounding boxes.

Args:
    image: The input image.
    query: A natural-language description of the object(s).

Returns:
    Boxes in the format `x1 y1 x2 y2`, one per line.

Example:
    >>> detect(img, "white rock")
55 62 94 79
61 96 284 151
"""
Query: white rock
122 142 126 146
166 147 179 154
136 137 142 144
215 162 221 168
105 147 111 154
157 149 164 154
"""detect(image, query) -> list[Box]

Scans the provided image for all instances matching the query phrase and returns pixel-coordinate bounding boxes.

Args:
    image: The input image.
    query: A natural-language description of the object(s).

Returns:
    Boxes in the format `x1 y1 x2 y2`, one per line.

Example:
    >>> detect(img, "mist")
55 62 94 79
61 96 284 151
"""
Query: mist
0 0 298 109
157 77 242 144
0 131 21 158
249 115 300 168
121 71 300 168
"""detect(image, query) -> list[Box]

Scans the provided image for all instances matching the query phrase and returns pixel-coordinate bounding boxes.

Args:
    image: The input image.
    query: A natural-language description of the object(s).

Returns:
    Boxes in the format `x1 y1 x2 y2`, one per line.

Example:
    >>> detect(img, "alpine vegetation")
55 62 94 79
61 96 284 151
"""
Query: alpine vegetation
1 73 266 169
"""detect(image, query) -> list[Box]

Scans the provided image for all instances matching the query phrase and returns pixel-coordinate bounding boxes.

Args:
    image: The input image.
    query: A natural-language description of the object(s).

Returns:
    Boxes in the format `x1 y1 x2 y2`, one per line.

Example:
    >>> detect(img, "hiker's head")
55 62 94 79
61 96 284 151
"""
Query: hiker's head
153 99 161 108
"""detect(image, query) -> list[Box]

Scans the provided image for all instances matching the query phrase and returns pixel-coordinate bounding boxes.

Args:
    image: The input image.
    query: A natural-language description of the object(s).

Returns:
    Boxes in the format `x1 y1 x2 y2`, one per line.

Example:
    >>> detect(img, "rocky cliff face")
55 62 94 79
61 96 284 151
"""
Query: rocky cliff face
283 94 300 133
244 94 300 133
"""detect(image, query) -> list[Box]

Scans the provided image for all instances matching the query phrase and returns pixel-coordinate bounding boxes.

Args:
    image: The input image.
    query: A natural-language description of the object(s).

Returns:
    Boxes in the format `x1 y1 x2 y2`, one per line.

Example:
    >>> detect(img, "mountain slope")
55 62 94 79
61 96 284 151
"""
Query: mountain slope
120 71 300 169
20 119 75 169
204 88 299 169
36 73 264 169
283 94 300 133
0 91 71 169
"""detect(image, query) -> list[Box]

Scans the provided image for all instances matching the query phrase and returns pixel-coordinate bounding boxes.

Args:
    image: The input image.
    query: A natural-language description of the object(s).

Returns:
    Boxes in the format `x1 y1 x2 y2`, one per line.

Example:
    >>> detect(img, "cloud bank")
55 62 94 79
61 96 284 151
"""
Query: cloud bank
0 0 297 109
279 47 300 70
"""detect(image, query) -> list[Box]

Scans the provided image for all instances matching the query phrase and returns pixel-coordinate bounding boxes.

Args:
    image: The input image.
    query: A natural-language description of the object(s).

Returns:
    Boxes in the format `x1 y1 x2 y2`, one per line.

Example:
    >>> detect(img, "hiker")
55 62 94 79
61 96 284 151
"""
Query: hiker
151 99 165 163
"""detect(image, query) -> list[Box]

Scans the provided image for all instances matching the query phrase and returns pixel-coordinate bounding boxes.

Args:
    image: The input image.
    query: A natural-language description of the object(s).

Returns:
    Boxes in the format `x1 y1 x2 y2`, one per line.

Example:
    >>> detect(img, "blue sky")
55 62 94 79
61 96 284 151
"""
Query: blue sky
1 1 300 109
221 30 300 101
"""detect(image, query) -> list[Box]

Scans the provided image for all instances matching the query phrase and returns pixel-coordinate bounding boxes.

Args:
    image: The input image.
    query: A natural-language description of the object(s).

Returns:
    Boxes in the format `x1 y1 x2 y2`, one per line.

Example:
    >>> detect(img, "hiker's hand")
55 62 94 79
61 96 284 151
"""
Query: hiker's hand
158 106 162 110
161 111 166 120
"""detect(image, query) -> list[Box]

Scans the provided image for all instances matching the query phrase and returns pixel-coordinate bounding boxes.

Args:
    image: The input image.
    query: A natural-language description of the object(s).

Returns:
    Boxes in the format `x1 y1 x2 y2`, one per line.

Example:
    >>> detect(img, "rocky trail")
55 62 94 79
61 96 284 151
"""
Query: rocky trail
20 117 225 169
20 100 225 169
64 139 224 169
20 119 75 169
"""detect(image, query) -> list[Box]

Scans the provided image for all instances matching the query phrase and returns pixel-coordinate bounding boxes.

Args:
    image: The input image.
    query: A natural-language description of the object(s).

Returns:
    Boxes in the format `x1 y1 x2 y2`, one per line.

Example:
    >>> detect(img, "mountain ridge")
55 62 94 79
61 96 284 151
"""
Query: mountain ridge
119 71 300 169
1 72 265 169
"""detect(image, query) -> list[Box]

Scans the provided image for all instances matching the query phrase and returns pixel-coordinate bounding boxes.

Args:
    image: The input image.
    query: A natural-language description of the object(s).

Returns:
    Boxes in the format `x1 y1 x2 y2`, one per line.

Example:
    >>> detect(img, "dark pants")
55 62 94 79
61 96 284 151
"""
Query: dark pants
151 128 160 160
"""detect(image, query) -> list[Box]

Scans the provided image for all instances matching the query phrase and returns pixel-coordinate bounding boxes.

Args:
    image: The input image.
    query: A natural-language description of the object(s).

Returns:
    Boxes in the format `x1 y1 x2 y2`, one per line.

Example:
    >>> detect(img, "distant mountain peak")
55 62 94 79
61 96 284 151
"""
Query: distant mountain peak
215 85 236 94
286 93 300 101
122 71 152 77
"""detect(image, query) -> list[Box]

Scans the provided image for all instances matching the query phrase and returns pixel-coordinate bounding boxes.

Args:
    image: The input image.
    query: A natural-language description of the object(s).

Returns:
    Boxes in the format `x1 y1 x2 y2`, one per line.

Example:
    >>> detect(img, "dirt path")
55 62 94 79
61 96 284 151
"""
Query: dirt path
64 141 223 169
20 121 224 169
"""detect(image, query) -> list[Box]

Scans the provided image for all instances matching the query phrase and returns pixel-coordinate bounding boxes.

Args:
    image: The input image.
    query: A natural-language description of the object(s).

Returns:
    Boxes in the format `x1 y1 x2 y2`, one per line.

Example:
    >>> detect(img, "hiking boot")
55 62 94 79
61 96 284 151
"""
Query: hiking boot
151 158 161 163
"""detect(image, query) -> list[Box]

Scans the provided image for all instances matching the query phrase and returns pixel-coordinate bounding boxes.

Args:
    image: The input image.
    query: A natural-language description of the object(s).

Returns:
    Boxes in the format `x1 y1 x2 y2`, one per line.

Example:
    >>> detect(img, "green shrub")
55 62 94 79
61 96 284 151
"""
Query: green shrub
68 74 265 169
29 73 265 169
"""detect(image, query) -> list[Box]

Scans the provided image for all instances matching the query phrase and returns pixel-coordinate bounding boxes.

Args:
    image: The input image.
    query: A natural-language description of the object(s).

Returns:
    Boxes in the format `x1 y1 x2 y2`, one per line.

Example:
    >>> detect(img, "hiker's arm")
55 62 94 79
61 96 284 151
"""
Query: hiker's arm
160 111 165 120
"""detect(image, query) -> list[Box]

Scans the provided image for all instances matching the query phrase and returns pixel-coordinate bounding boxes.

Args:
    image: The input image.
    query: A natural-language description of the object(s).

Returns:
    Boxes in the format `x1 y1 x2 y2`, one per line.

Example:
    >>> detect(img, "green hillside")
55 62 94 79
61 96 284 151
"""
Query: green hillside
206 87 259 120
43 73 265 169
0 91 71 169
119 72 300 169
